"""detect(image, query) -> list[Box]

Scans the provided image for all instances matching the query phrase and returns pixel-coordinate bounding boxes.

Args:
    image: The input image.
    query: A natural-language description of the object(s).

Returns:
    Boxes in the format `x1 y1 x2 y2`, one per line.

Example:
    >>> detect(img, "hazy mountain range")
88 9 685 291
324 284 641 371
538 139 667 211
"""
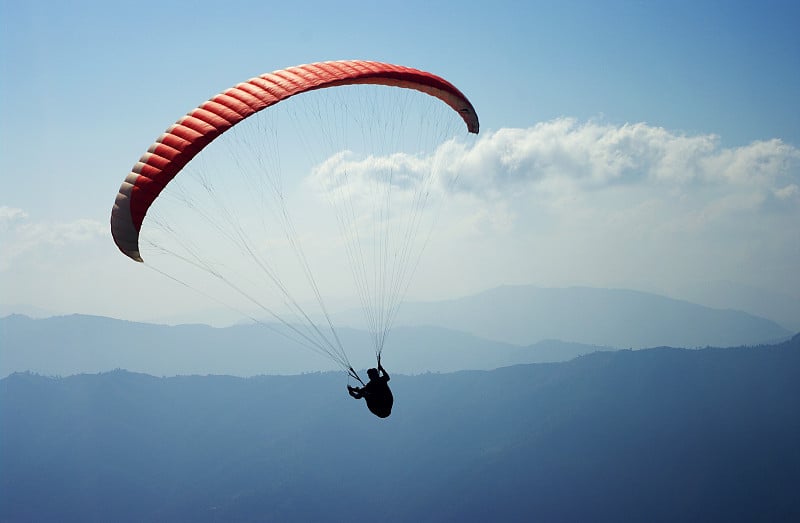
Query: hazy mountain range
0 314 612 377
383 285 792 347
3 335 798 522
2 286 792 378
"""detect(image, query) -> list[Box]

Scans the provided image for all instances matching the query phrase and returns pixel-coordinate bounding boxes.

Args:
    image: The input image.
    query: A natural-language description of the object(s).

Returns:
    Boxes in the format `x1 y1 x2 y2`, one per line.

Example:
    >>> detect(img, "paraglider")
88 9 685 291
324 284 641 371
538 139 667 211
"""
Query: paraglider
347 359 393 418
110 60 479 409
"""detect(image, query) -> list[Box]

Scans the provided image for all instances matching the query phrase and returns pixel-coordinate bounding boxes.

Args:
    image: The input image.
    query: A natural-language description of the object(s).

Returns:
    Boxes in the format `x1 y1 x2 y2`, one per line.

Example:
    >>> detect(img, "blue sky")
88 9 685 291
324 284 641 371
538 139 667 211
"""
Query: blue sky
1 0 798 329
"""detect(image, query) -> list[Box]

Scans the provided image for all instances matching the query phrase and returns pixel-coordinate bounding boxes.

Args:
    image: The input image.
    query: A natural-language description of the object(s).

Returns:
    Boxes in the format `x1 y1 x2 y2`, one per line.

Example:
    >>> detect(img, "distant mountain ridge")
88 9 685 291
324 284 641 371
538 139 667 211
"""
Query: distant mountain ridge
2 285 791 378
386 285 791 347
0 314 614 378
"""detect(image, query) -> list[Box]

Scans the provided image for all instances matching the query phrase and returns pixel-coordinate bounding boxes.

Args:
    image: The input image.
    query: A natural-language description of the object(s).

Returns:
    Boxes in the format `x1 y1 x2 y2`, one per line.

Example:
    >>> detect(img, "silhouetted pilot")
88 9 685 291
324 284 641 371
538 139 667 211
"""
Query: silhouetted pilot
347 363 393 418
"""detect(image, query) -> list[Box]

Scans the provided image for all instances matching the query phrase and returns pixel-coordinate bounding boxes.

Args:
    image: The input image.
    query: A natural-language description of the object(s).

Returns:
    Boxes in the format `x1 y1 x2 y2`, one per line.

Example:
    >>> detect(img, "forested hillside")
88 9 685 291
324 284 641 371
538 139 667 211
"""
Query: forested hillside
2 335 798 522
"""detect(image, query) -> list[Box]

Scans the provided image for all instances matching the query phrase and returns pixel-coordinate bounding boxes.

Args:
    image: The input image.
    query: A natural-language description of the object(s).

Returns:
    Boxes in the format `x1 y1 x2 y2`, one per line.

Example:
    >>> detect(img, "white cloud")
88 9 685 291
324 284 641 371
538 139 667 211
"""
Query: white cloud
310 150 431 194
775 184 799 200
299 121 798 278
0 206 28 230
403 119 800 300
0 210 107 270
454 118 799 193
446 120 798 232
311 119 798 240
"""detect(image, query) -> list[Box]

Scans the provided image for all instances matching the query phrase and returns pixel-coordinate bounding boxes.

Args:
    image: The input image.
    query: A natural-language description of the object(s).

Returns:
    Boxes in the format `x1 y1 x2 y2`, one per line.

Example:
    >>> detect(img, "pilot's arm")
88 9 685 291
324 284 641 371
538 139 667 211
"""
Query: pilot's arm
347 385 363 399
378 364 390 382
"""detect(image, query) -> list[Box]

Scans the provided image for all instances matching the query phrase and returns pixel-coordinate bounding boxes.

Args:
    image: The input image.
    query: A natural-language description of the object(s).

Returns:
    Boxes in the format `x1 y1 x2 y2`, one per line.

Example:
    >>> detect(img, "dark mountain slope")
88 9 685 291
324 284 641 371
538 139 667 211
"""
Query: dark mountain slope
2 335 798 522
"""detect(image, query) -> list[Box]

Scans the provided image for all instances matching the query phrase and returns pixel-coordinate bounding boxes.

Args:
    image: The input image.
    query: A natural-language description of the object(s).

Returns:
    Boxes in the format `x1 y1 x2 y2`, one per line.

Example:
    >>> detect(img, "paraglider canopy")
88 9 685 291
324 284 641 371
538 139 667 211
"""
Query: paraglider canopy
111 60 479 263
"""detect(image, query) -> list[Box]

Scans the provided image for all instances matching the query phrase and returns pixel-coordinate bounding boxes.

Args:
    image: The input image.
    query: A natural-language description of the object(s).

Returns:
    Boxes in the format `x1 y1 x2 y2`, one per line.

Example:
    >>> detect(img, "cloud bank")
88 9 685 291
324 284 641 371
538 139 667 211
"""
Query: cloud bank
416 119 799 299
453 118 798 197
0 207 106 270
301 118 799 305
